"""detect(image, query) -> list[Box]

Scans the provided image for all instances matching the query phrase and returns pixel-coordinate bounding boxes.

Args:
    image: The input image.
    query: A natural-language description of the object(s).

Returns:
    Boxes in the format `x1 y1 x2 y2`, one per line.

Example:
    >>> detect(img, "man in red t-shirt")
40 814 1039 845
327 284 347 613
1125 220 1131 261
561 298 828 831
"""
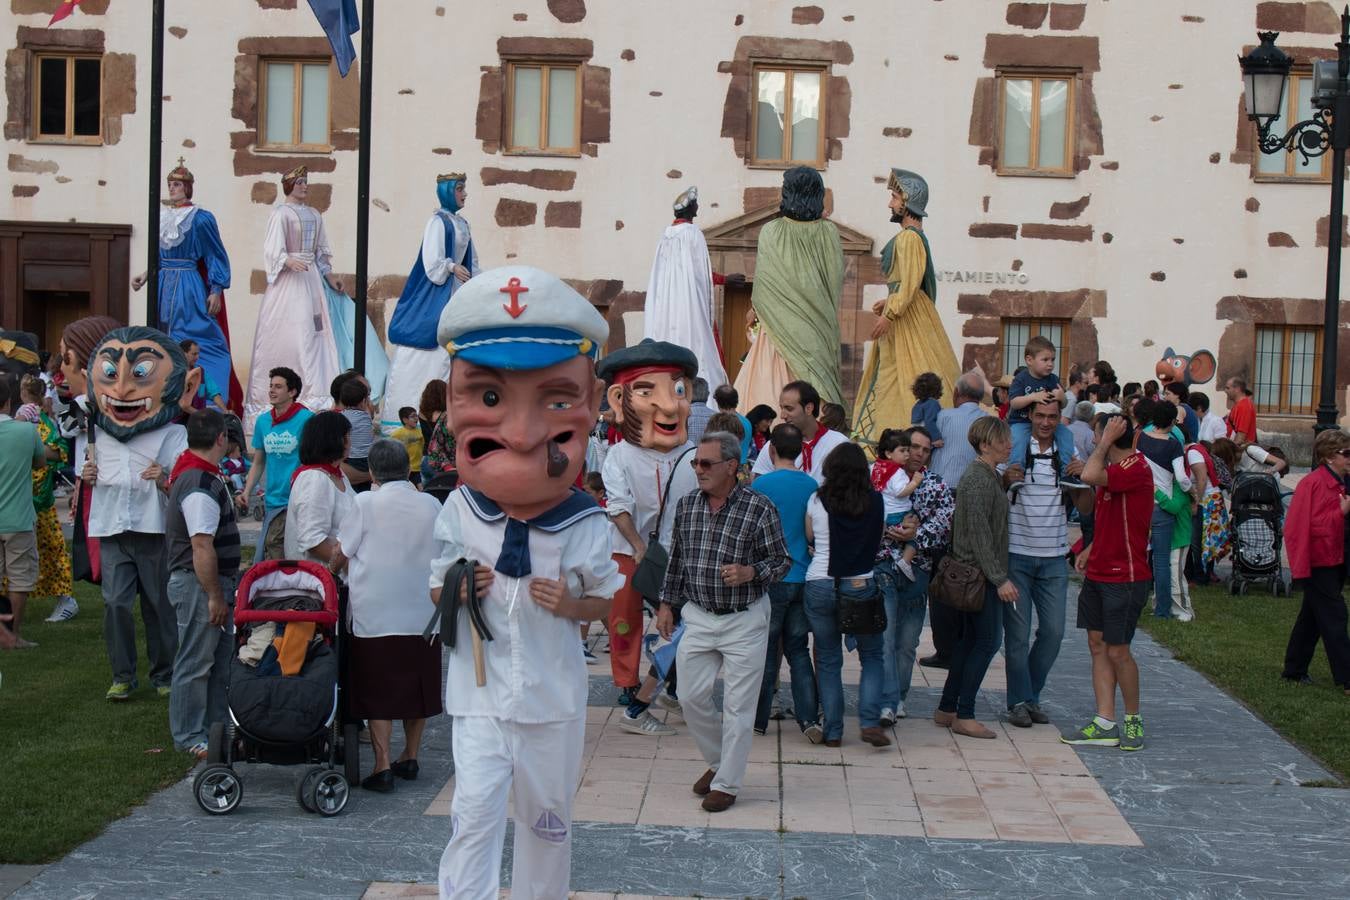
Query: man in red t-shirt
1062 414 1154 752
1223 376 1257 447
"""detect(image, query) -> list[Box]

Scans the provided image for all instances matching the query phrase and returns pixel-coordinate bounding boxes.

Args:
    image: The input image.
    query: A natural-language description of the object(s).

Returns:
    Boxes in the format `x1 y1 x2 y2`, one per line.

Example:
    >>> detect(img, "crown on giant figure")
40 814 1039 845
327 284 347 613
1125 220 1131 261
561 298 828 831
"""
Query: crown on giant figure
282 164 308 183
437 172 467 184
166 157 194 183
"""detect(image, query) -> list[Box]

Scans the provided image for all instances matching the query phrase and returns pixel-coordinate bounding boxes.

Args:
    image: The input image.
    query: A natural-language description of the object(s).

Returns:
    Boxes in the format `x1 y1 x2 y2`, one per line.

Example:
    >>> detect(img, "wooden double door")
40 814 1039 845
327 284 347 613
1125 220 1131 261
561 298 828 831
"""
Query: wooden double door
0 220 131 350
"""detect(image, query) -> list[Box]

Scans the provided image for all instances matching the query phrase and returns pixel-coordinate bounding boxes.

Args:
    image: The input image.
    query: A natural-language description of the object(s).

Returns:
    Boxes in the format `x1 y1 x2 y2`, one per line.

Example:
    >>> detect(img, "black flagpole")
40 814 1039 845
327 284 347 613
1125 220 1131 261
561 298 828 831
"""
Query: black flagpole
353 0 374 373
146 0 165 327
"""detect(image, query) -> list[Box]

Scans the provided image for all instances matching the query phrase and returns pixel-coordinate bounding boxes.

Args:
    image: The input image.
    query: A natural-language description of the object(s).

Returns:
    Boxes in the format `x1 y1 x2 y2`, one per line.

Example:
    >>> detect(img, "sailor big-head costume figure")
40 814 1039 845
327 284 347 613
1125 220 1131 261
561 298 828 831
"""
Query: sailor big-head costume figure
428 266 623 899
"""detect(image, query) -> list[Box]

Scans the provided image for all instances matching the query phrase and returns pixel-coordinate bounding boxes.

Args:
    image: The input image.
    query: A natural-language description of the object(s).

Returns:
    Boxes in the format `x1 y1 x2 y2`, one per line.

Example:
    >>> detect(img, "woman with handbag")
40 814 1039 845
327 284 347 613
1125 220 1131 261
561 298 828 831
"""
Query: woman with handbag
935 416 1019 739
803 442 890 747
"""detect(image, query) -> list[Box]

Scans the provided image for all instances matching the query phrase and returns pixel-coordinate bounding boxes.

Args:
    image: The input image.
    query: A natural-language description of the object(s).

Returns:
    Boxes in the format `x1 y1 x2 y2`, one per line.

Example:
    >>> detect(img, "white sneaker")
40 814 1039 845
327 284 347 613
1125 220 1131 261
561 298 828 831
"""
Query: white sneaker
653 692 682 715
618 709 676 736
802 723 825 744
45 595 79 622
879 707 896 727
896 702 908 719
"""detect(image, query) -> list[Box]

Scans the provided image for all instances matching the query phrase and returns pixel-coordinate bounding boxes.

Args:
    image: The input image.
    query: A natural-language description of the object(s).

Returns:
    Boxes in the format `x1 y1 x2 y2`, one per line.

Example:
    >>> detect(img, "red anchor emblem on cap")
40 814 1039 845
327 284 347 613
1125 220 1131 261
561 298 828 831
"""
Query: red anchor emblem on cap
500 276 529 319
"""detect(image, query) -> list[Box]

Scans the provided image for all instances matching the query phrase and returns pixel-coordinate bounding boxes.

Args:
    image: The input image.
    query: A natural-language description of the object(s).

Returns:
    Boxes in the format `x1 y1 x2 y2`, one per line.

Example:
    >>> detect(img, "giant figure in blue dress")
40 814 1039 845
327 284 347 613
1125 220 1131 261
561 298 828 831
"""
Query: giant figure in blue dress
379 173 480 431
132 159 241 413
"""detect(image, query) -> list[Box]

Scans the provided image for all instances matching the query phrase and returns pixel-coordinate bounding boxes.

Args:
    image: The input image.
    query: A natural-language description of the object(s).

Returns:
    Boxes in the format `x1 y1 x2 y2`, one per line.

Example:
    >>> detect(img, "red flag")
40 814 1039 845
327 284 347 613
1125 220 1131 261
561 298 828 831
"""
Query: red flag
48 0 81 26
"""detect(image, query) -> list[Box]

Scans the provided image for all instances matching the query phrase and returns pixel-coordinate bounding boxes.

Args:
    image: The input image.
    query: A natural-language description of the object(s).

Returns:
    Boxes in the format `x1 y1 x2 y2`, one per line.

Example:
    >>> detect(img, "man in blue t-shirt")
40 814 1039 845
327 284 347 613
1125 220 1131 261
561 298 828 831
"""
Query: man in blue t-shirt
238 366 313 557
749 423 822 741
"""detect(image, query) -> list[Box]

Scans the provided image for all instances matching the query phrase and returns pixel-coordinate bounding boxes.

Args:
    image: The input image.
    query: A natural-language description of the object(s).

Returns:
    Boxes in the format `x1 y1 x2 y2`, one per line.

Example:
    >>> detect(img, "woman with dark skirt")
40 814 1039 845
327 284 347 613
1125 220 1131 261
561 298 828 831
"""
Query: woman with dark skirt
1282 428 1350 695
334 438 445 791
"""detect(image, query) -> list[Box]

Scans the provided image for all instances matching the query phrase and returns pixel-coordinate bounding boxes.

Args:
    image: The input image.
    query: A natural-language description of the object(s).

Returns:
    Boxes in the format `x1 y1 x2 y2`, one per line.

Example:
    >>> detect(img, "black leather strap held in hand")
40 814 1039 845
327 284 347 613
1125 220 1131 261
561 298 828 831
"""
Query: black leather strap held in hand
424 558 494 648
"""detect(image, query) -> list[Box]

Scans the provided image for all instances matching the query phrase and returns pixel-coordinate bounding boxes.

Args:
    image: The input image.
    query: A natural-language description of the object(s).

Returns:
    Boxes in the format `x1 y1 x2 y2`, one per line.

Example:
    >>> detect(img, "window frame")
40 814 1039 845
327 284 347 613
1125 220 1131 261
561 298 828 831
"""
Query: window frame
1000 316 1071 381
1252 68 1334 184
1253 324 1323 417
503 60 583 157
748 60 829 169
29 51 103 145
256 57 334 154
995 69 1077 178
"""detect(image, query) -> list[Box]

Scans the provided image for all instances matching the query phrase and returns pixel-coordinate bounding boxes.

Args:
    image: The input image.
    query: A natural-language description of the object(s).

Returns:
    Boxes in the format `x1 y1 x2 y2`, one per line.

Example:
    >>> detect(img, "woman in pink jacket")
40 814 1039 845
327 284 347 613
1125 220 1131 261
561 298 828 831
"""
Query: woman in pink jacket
1282 429 1350 694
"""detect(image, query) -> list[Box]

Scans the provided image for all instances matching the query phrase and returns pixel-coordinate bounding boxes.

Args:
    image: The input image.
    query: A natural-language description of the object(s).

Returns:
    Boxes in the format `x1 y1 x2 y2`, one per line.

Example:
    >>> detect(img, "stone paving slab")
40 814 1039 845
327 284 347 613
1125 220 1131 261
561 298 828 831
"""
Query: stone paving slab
15 587 1350 899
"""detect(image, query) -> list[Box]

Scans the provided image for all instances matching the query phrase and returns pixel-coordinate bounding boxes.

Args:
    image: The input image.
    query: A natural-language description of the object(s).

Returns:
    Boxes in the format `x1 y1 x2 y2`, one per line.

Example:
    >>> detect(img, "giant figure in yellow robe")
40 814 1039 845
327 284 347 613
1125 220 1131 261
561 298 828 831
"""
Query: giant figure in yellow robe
733 166 844 413
852 168 961 449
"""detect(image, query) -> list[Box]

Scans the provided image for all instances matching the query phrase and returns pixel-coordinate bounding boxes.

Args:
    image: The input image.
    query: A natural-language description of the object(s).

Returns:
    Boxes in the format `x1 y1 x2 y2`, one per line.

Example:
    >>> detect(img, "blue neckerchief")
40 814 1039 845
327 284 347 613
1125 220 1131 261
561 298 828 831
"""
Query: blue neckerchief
459 486 603 577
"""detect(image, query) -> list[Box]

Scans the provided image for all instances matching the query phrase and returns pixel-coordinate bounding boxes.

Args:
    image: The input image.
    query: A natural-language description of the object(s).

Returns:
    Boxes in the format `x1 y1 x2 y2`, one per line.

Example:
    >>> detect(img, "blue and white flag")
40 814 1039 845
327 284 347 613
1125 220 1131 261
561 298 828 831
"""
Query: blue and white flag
306 0 359 77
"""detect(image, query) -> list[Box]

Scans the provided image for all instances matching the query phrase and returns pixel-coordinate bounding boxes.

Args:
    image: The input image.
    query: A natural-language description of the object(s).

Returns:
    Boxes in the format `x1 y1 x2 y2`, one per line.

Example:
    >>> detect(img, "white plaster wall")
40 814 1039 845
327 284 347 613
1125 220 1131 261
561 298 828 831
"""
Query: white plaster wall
2 0 1339 419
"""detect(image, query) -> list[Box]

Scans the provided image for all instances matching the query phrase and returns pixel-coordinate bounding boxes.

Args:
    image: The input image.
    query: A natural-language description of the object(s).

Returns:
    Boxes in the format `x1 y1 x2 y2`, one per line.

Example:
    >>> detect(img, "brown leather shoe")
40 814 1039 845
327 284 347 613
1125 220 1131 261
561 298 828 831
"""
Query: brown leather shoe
701 789 737 812
823 738 842 747
692 768 716 796
933 709 956 728
951 718 997 739
859 726 892 747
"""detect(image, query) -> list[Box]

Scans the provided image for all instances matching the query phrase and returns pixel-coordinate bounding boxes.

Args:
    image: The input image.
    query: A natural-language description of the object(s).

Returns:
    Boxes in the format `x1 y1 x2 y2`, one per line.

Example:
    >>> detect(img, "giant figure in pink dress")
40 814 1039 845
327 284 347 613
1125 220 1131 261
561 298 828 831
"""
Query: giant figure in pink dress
243 165 343 430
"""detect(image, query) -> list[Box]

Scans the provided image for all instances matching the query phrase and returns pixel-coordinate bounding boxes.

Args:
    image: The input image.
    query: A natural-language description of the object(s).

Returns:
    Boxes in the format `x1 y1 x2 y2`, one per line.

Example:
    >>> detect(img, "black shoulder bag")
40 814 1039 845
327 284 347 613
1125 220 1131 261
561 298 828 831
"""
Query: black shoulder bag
630 447 695 603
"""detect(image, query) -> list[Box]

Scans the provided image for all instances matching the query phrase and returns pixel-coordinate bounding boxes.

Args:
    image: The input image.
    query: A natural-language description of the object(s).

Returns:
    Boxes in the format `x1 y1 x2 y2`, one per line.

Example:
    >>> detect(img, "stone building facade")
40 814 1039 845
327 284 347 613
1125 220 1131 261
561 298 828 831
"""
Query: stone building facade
2 0 1347 441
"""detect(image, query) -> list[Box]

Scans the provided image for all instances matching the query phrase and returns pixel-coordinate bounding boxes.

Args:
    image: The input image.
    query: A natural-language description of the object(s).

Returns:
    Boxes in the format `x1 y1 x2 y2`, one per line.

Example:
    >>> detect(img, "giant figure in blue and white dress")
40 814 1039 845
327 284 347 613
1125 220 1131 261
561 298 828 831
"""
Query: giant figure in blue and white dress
133 159 240 412
379 173 480 431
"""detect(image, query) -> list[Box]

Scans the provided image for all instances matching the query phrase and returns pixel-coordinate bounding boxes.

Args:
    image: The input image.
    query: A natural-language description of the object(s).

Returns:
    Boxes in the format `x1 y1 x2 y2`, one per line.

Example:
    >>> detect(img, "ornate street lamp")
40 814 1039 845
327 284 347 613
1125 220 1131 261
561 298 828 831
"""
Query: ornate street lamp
1241 9 1350 431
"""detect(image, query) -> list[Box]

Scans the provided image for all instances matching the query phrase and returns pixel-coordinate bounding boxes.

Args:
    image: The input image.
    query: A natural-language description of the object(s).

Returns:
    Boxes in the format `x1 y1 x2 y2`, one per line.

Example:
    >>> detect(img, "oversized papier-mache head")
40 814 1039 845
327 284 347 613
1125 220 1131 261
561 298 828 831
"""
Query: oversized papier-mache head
597 340 699 452
87 325 188 441
437 265 608 518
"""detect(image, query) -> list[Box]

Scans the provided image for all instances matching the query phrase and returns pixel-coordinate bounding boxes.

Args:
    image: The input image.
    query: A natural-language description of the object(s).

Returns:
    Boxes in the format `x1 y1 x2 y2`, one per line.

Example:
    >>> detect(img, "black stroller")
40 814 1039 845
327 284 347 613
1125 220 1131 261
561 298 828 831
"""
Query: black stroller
1228 471 1288 596
192 559 359 816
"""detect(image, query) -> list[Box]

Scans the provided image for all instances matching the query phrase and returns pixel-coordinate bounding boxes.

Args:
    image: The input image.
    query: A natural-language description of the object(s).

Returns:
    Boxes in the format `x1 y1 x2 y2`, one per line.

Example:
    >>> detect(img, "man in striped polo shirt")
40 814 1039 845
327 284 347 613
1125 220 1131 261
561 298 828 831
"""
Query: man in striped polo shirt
1002 399 1088 729
165 409 241 759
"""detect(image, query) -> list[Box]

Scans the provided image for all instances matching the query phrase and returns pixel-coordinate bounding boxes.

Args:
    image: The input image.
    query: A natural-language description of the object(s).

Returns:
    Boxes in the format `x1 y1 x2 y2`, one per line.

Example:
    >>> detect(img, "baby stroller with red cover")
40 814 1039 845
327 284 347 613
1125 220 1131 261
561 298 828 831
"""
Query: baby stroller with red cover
192 559 359 817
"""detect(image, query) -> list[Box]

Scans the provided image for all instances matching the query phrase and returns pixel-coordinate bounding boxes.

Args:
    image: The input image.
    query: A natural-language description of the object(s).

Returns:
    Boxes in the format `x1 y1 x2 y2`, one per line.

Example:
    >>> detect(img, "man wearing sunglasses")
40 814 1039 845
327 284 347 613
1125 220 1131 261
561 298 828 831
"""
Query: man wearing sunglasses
656 431 791 813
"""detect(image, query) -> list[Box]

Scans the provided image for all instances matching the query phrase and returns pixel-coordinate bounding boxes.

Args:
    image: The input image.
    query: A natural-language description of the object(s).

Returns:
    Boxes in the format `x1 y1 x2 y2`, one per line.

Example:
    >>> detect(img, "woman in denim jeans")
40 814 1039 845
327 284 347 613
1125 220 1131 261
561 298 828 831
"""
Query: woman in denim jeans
803 443 889 747
936 416 1019 739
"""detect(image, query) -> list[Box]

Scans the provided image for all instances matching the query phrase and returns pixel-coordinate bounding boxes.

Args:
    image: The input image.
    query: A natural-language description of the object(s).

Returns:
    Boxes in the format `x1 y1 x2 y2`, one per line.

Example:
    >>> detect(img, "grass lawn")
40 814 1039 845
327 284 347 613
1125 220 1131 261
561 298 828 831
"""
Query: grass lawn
1140 582 1349 785
0 580 199 863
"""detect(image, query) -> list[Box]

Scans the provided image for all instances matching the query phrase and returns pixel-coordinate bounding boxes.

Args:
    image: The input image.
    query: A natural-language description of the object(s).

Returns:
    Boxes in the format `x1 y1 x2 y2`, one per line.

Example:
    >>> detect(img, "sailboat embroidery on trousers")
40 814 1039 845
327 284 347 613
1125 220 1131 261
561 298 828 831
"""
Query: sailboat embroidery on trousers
531 809 568 844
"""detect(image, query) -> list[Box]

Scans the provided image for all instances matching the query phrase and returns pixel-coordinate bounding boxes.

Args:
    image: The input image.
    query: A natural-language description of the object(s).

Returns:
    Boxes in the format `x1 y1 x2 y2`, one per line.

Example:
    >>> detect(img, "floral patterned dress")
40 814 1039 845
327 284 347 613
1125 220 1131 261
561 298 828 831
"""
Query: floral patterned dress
1201 457 1233 565
420 414 456 483
33 414 72 598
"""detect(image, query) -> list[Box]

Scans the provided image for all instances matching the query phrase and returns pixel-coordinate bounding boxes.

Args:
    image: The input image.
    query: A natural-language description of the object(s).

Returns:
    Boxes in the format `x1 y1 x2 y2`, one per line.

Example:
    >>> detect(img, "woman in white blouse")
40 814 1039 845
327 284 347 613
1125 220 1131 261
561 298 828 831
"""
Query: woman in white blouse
334 439 444 792
284 411 356 564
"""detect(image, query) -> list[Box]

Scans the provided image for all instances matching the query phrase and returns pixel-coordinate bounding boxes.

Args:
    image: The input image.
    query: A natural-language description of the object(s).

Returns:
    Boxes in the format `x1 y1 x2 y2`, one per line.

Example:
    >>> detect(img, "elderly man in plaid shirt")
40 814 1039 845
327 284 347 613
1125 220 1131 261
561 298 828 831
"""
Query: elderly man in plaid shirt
656 430 791 813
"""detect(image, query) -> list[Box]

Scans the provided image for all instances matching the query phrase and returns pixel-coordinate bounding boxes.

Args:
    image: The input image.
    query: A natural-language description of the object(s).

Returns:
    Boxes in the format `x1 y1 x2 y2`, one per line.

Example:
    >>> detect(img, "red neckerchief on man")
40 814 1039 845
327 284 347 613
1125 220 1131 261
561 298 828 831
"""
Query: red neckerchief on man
801 425 831 473
270 401 308 427
168 450 220 486
290 461 342 487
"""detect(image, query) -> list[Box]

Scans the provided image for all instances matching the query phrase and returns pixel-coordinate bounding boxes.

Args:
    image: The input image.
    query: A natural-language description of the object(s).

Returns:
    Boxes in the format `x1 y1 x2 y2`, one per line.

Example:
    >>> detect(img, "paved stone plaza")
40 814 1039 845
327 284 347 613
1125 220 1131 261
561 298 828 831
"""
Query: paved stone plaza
11 586 1350 899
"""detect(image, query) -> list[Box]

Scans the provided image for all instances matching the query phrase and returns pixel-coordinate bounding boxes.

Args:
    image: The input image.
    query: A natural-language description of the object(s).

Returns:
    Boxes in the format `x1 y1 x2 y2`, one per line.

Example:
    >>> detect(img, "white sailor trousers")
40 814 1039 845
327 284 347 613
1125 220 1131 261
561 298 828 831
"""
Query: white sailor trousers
438 714 585 900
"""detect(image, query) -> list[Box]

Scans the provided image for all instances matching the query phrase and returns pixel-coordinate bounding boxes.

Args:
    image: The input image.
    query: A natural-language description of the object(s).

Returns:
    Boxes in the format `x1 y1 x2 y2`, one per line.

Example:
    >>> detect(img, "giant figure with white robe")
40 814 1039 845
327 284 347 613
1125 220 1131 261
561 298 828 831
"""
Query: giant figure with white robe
642 186 734 394
379 174 479 432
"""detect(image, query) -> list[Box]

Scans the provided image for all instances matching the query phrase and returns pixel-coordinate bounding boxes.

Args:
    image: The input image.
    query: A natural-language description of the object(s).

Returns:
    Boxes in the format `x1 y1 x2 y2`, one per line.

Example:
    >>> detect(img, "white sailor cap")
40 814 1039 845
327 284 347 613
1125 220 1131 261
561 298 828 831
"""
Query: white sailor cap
436 265 609 371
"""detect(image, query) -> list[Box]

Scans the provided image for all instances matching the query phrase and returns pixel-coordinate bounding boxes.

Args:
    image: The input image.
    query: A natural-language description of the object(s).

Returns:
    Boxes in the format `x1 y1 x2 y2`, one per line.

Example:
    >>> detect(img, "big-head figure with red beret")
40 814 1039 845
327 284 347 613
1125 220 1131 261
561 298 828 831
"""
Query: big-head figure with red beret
594 339 700 705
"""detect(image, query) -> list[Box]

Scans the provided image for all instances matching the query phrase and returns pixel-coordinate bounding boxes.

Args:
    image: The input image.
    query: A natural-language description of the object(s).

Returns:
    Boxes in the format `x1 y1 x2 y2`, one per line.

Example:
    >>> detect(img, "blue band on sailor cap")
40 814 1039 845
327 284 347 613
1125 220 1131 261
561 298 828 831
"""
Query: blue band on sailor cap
446 325 599 372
